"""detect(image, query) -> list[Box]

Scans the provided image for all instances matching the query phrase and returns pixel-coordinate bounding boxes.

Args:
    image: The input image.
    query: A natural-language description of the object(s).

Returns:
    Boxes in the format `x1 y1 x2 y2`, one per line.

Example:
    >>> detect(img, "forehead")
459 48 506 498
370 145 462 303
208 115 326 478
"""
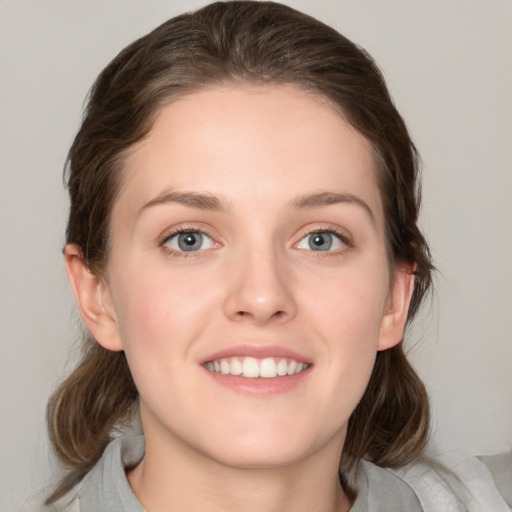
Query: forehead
116 84 382 222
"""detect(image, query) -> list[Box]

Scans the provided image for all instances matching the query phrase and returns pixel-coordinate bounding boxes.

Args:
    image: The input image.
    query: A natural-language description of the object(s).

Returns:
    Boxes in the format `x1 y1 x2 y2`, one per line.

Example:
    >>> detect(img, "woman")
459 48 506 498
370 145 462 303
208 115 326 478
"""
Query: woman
46 1 434 510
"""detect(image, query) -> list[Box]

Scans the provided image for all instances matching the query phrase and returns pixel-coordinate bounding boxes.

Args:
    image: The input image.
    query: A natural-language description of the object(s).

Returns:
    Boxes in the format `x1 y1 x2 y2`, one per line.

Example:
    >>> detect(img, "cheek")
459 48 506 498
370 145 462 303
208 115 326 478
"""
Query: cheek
112 270 215 358
304 264 389 342
110 272 214 409
289 268 389 441
301 260 389 393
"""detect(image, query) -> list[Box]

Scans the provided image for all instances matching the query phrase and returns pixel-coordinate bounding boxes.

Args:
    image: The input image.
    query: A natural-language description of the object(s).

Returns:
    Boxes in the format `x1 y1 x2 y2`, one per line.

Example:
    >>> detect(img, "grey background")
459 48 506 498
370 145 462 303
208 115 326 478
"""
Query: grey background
1 0 511 507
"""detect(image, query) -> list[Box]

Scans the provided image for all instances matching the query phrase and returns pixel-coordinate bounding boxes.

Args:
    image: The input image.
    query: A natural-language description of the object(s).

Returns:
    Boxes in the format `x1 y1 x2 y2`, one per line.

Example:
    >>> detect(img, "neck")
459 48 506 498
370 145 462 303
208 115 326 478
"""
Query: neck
127 424 351 512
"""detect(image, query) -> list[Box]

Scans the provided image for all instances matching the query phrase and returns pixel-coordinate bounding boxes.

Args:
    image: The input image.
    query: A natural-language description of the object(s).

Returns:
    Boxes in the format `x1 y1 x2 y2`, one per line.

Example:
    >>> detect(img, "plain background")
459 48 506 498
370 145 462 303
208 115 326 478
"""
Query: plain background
1 0 511 508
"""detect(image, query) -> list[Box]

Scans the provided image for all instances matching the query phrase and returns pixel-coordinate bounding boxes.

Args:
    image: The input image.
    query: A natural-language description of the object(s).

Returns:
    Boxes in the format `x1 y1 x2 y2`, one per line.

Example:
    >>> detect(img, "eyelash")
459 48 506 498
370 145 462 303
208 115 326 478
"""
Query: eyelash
159 227 216 257
295 227 354 256
158 225 354 257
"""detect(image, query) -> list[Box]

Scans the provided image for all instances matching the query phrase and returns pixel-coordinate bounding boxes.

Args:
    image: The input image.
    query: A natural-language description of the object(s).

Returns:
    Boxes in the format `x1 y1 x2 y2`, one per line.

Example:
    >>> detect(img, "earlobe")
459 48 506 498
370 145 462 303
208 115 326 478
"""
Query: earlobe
64 244 123 352
377 263 416 351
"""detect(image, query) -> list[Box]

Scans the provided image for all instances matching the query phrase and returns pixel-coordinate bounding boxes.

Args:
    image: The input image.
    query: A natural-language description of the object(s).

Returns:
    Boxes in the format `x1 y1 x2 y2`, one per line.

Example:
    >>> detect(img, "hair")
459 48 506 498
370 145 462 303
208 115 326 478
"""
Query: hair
46 0 433 504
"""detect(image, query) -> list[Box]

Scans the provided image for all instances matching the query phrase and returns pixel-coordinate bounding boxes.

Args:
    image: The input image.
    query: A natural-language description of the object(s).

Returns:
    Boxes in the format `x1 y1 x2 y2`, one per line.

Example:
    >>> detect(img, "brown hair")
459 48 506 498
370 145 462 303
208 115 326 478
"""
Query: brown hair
47 0 433 503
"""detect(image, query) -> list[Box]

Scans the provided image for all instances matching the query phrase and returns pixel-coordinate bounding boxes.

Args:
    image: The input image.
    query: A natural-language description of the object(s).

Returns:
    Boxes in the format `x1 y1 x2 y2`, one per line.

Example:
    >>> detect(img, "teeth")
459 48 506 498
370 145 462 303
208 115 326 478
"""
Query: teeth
230 358 242 375
287 359 297 375
205 356 309 378
276 359 288 376
260 358 277 378
220 359 230 374
242 357 260 378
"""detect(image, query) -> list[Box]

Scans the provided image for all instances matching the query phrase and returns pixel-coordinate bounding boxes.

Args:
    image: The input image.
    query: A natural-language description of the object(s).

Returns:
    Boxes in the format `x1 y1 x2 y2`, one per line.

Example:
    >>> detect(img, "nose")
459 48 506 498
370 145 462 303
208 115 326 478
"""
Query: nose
223 246 297 326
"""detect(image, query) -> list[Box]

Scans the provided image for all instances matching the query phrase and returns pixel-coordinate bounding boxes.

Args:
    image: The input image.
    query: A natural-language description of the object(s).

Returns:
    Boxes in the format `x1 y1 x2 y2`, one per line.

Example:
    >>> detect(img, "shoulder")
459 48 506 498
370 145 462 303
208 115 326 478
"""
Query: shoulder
78 435 145 512
26 436 145 512
389 452 512 512
351 459 423 512
19 486 80 512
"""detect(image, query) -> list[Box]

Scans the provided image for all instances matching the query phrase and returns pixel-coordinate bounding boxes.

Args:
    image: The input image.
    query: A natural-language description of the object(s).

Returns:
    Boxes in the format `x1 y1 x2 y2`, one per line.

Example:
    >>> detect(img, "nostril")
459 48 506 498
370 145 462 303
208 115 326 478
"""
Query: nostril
234 309 285 322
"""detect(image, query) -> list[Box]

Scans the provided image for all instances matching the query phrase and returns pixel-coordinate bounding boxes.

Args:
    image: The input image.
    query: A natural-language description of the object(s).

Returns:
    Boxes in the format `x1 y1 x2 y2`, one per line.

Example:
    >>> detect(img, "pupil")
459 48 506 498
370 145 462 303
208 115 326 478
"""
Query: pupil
310 232 332 251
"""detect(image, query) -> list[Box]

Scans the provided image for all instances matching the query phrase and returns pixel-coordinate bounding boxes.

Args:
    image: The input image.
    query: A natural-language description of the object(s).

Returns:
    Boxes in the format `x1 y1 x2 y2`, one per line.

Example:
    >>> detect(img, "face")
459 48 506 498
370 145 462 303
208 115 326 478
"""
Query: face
79 85 412 470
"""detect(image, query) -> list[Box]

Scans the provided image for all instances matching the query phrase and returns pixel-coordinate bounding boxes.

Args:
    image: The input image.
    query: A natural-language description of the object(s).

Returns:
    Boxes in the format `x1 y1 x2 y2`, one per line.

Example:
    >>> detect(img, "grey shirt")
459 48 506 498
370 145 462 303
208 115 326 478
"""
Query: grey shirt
77 435 423 511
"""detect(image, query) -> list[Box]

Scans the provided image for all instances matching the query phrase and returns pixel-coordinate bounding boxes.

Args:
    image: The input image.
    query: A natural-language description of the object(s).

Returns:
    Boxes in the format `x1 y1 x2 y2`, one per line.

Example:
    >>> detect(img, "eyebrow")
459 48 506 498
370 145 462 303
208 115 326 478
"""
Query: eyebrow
137 190 229 217
290 192 375 224
137 189 375 223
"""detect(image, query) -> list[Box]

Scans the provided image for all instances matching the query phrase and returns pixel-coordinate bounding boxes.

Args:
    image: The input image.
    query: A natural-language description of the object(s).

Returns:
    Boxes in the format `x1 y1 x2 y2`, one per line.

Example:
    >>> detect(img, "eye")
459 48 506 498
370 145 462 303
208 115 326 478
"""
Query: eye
162 231 215 253
296 230 347 252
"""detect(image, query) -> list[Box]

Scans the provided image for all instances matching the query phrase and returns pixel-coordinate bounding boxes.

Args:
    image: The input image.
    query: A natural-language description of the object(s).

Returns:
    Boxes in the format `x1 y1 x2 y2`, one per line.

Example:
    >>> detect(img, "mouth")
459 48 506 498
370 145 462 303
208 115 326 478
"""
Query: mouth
204 356 311 379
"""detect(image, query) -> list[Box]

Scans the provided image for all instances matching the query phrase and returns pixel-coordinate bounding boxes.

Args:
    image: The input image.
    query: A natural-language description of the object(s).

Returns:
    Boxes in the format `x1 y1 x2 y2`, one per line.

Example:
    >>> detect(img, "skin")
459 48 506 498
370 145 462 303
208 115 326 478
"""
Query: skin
65 85 414 512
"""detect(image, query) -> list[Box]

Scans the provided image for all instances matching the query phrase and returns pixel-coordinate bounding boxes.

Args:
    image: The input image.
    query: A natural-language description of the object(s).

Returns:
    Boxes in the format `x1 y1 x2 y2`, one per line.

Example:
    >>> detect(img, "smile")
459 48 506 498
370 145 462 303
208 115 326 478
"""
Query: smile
204 356 310 378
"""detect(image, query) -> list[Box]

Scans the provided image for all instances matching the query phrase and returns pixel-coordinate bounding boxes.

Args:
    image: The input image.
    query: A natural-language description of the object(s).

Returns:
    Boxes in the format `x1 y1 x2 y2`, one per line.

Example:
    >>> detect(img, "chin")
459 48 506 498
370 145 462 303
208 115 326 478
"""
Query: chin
195 422 336 470
207 442 308 470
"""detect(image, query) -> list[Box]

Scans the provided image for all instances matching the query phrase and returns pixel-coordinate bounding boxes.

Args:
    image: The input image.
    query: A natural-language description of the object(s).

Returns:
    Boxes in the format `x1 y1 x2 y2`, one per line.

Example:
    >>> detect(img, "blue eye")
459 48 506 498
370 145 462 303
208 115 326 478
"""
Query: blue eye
296 231 346 252
163 231 215 252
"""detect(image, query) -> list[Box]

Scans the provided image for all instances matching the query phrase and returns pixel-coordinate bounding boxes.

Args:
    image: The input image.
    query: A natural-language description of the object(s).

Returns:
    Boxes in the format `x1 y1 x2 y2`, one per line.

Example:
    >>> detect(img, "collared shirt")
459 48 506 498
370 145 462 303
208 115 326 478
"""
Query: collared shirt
25 435 511 511
75 435 423 512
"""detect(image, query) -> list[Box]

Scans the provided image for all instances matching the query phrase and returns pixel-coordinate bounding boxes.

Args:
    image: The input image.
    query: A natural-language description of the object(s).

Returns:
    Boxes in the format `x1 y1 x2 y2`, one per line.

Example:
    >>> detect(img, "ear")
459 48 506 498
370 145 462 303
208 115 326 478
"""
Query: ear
377 263 416 351
64 244 123 352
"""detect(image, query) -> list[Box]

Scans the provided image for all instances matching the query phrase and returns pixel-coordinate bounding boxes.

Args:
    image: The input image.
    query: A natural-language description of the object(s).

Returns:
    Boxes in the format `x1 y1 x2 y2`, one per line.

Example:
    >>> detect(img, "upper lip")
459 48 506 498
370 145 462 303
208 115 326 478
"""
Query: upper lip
201 344 312 364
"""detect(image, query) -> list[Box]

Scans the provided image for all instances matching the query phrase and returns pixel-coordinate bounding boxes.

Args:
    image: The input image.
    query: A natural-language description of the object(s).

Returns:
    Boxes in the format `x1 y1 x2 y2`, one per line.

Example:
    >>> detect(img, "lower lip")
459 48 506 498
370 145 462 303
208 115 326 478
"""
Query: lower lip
203 367 311 396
